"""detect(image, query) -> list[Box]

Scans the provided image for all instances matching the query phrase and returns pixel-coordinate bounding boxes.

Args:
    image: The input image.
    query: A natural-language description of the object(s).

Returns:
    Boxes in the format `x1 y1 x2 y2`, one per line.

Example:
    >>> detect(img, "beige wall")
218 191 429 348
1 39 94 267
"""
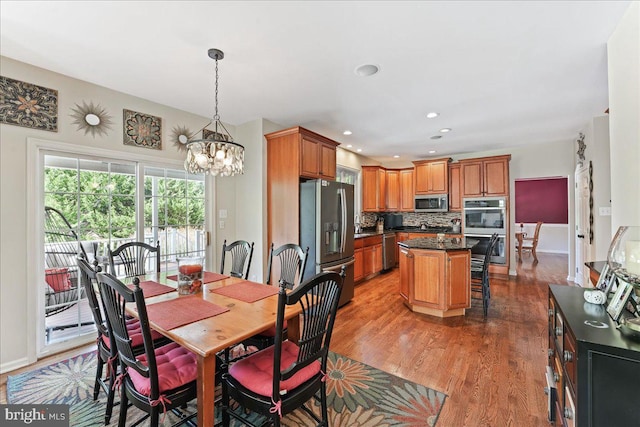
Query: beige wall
0 56 236 372
608 2 640 232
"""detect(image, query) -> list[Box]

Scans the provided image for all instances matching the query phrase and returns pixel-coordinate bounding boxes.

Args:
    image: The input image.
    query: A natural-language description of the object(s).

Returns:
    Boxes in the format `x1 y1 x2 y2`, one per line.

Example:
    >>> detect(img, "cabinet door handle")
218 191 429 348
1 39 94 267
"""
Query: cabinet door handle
563 350 573 362
564 407 573 420
577 234 585 238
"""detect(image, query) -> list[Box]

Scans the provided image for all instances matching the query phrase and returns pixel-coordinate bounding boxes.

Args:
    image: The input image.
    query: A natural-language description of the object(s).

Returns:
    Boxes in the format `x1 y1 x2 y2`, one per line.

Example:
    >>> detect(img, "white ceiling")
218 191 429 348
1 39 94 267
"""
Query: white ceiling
0 1 631 164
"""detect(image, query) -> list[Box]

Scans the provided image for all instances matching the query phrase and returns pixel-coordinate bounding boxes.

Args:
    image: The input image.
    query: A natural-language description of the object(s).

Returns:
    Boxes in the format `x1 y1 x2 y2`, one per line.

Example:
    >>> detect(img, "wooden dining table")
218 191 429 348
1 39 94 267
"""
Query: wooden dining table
124 272 302 427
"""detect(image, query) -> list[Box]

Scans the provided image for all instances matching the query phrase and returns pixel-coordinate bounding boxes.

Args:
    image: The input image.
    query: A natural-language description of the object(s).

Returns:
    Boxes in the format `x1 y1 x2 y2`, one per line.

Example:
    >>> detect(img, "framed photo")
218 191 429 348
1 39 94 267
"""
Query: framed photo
596 264 617 295
607 280 634 322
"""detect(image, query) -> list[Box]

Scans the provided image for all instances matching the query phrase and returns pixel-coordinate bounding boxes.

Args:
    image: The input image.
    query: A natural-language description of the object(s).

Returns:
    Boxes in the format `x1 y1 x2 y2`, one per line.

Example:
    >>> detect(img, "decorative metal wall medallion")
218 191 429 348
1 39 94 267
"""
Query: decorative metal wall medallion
577 132 586 162
171 125 192 152
0 75 58 131
70 101 113 137
123 109 162 149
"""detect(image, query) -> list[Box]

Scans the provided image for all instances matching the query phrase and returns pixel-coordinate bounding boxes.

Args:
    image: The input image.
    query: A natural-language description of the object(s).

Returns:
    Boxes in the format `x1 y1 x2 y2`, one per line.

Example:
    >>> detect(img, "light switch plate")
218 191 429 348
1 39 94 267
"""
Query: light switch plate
219 209 228 219
219 220 225 229
599 207 611 216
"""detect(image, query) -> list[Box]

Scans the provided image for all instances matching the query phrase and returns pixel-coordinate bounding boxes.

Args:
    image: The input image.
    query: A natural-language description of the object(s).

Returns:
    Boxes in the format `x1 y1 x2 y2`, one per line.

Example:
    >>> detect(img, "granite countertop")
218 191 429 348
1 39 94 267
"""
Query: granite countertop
398 237 479 251
355 226 460 239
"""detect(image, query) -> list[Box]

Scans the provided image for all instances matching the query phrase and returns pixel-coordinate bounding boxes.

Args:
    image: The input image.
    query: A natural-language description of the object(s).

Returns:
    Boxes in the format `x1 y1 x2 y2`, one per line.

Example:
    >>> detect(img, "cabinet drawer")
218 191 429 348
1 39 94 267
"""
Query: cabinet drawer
563 328 577 393
363 235 382 246
355 238 364 249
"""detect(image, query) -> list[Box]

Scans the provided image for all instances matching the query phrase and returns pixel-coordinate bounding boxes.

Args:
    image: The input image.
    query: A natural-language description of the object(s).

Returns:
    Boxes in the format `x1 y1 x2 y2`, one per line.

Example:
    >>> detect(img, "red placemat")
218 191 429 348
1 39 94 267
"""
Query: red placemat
166 271 229 284
144 296 229 330
209 281 279 303
127 280 175 298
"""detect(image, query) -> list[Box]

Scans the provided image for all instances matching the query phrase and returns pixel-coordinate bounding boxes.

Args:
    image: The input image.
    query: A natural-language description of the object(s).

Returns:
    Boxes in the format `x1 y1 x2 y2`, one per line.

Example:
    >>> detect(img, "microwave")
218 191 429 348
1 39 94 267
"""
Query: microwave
414 194 448 212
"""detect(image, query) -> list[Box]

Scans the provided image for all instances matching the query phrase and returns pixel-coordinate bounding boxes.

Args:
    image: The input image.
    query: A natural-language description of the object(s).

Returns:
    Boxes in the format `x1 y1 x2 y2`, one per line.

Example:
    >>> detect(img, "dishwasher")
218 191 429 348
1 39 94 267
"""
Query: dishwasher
382 232 397 270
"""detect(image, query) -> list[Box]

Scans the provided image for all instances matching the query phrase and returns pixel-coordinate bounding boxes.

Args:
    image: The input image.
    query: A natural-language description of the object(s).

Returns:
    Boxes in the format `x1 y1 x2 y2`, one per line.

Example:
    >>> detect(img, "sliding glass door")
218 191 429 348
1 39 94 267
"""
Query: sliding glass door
42 153 206 348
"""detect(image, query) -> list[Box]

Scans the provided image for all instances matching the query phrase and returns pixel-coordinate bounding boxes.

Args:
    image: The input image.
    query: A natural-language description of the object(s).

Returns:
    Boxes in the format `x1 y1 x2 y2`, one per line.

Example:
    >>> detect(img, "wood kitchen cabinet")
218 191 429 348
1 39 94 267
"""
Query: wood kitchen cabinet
362 166 386 212
265 126 340 251
413 158 451 195
459 155 511 197
362 235 383 278
399 168 414 211
398 244 471 317
354 238 364 282
448 163 462 211
385 169 400 211
300 132 338 180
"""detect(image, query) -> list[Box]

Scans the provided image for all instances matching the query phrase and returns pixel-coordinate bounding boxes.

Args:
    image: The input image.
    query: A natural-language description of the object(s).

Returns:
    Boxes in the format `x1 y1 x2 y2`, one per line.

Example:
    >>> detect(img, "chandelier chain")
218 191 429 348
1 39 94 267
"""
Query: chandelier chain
214 58 220 121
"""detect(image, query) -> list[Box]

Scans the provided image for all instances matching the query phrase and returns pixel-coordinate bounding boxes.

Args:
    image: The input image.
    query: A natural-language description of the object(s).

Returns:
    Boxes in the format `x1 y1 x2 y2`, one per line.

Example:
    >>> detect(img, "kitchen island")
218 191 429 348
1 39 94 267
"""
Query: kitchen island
398 237 475 317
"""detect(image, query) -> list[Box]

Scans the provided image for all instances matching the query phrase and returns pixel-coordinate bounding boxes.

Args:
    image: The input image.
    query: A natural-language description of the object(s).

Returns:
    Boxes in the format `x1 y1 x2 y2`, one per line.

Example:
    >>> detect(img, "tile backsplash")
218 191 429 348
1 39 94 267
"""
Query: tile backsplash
358 212 462 228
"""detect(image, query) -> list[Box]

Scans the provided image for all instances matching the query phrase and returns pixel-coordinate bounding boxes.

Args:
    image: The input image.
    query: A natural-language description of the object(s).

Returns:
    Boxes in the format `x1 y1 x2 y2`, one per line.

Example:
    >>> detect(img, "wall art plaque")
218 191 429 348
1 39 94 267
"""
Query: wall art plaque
123 109 162 149
0 76 58 131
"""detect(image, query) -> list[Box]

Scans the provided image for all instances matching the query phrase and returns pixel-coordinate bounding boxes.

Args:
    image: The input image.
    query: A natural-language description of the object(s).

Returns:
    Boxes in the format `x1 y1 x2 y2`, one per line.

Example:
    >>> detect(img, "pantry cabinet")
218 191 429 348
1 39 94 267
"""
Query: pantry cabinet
399 169 414 211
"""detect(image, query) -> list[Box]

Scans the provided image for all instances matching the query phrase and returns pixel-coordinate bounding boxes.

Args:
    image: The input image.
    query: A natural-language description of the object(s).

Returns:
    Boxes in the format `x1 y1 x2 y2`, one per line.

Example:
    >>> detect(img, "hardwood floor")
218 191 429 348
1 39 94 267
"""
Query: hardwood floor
331 252 573 427
1 253 572 426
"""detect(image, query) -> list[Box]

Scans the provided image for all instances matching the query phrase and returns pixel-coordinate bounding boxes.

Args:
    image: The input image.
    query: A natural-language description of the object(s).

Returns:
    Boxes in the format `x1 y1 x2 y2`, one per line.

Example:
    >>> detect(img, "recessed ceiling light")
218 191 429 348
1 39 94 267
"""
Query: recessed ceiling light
440 128 451 133
343 130 352 136
426 112 439 119
430 135 442 140
393 155 400 158
346 144 353 148
354 64 380 77
356 148 363 152
429 150 436 154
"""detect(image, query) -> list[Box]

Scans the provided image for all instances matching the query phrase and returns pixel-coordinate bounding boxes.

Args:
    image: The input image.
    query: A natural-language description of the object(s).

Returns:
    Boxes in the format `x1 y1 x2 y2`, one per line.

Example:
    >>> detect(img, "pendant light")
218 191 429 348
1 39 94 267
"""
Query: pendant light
184 48 244 176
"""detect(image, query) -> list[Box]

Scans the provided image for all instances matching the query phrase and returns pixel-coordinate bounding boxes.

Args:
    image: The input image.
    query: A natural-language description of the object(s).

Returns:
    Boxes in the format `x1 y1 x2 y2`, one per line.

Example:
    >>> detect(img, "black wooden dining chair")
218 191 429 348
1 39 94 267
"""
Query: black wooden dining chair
221 269 344 427
220 239 254 280
108 240 160 278
239 243 309 353
96 272 198 427
470 233 499 318
78 256 169 425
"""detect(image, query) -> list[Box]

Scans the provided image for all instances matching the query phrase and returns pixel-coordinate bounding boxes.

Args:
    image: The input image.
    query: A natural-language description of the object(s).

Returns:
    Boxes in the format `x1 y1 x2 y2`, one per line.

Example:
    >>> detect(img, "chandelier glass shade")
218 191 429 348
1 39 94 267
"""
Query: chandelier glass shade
184 48 244 176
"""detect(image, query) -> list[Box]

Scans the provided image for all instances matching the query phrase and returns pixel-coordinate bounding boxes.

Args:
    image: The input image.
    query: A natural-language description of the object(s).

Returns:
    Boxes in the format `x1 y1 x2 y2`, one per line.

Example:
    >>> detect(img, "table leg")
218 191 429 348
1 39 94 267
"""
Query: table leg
287 313 301 344
197 354 216 426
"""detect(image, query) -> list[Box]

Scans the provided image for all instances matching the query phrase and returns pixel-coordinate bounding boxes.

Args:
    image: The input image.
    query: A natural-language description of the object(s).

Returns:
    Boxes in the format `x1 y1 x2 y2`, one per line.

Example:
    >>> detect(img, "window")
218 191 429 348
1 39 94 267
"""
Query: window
336 165 361 217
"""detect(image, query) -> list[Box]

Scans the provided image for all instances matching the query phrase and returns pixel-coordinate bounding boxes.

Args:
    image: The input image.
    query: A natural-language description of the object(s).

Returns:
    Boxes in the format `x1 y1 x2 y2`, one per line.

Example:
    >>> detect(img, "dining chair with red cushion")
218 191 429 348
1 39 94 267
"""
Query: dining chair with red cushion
96 272 198 427
78 257 168 425
221 269 344 427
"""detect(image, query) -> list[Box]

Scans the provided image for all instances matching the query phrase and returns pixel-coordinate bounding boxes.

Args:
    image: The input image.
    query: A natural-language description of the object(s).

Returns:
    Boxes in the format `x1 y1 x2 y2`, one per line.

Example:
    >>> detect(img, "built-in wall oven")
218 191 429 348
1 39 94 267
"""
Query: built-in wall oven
463 197 507 265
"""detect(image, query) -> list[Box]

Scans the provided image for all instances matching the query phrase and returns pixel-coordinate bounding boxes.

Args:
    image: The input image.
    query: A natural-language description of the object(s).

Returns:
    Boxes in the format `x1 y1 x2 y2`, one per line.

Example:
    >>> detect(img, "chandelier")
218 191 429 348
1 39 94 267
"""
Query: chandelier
184 48 244 176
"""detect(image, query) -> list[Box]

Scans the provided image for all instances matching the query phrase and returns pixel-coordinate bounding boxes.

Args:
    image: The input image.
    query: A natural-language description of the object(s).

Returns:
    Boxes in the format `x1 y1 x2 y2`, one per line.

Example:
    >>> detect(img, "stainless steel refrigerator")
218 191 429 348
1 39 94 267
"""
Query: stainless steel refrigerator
300 179 355 307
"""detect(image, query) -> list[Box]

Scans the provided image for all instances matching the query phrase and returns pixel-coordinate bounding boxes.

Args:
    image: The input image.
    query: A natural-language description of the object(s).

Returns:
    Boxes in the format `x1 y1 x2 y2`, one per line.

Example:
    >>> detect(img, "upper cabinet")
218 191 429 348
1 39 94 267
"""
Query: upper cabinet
413 158 451 195
362 166 386 212
363 167 413 212
448 163 462 211
385 169 400 211
299 131 339 180
459 155 511 197
399 169 414 211
265 126 340 250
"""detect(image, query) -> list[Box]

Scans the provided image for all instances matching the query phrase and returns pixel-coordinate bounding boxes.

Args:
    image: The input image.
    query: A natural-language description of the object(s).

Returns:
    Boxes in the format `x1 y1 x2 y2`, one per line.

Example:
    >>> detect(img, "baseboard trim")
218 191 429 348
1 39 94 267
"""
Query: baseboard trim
0 357 29 375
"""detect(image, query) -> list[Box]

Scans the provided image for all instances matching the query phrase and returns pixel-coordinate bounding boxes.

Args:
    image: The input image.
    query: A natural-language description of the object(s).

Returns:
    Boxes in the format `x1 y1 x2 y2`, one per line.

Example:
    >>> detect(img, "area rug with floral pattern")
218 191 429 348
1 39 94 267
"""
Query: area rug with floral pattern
6 350 446 426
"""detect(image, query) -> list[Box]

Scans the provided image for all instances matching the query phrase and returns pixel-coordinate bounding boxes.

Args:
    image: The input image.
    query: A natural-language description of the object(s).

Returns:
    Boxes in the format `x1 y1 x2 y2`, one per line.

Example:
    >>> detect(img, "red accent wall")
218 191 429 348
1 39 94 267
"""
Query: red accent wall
515 177 568 224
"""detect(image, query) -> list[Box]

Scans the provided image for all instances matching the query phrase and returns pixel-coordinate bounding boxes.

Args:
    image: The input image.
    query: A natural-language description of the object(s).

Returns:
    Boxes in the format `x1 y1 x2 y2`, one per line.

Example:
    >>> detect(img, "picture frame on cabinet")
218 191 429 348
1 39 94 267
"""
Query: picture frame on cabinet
607 280 634 322
596 264 617 295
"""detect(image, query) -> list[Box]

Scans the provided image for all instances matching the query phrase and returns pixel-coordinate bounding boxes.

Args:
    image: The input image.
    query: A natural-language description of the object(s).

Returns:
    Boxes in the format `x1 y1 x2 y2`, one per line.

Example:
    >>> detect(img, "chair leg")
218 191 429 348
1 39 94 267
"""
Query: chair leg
532 248 538 263
105 370 116 424
94 358 104 400
150 408 159 427
320 381 329 426
117 389 128 427
221 375 230 427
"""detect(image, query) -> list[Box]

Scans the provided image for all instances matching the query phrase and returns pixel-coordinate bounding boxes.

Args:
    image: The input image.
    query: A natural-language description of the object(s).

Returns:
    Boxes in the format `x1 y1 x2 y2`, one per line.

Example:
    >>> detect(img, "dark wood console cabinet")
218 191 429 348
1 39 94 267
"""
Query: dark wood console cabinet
547 285 640 426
